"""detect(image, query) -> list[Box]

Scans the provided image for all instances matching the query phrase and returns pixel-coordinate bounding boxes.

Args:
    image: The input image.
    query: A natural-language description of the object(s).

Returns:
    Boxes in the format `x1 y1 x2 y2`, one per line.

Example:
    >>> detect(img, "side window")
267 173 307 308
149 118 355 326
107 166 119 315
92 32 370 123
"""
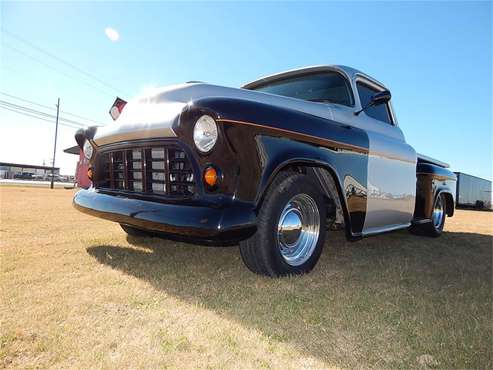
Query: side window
252 72 354 107
356 81 393 124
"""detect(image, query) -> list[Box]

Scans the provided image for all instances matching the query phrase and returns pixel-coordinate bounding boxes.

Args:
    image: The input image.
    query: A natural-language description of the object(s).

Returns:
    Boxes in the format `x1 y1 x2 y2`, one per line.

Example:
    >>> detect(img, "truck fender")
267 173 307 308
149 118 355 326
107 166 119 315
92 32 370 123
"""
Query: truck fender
253 135 367 238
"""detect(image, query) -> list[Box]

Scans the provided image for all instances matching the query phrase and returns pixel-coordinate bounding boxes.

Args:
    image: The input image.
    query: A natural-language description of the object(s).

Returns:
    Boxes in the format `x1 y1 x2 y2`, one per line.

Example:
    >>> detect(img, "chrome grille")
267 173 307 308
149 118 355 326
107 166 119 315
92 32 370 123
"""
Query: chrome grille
94 145 195 196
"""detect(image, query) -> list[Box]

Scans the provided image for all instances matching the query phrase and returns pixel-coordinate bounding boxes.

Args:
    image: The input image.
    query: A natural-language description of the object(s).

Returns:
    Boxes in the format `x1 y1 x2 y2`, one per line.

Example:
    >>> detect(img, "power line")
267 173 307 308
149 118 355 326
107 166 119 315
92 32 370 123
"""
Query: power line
0 105 55 124
0 105 82 129
0 91 54 111
4 30 129 97
61 109 105 126
0 100 86 128
4 44 115 99
0 99 86 126
0 91 106 126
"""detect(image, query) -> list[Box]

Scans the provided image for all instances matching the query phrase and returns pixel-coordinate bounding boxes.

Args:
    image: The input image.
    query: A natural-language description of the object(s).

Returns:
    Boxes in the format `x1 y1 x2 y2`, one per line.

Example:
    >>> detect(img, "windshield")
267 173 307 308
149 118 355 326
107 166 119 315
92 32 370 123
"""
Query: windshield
250 72 353 106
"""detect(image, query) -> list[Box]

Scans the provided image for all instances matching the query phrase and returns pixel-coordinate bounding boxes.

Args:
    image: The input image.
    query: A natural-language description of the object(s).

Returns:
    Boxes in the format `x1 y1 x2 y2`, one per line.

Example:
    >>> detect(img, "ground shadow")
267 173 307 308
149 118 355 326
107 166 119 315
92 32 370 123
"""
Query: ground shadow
86 229 492 368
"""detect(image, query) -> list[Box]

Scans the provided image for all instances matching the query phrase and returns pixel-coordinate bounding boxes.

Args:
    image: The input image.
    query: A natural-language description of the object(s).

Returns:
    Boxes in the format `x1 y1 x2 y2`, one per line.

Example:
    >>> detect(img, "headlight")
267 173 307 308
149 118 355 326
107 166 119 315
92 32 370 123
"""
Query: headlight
83 140 94 160
193 115 218 153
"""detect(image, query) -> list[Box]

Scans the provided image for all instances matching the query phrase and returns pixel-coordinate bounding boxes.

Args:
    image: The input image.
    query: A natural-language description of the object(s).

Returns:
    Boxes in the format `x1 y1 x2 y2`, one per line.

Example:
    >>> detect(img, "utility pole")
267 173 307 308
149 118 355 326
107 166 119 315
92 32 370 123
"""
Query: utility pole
50 98 60 189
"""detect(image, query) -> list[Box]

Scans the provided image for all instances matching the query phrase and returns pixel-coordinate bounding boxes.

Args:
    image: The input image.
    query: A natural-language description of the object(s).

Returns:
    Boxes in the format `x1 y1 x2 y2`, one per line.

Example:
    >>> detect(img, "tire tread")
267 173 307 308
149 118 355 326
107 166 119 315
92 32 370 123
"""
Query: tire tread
239 171 326 276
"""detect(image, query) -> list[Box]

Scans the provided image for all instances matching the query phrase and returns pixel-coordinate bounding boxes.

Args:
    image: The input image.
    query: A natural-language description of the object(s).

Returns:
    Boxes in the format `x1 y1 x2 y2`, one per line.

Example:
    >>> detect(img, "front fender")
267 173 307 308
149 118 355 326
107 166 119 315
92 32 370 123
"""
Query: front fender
253 136 369 236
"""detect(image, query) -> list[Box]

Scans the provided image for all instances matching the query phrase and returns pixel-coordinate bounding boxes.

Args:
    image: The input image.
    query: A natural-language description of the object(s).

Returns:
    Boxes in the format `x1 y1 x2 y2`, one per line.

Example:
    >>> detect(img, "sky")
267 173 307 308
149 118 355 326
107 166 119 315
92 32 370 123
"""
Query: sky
0 1 491 180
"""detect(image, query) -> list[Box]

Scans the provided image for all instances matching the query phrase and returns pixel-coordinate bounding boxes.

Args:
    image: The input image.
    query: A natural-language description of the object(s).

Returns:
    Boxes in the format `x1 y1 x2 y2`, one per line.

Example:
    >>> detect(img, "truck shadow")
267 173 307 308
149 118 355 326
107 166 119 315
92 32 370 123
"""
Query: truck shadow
86 230 492 367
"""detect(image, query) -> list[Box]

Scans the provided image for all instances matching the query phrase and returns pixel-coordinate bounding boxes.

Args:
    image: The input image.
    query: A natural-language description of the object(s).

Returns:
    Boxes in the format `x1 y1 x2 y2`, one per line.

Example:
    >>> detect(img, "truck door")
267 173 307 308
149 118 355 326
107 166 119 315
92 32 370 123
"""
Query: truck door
354 78 417 235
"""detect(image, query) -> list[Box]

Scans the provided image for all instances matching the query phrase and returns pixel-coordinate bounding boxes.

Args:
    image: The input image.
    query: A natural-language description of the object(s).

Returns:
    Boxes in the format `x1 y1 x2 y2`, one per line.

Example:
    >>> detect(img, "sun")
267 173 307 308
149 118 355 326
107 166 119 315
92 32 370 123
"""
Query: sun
104 27 120 42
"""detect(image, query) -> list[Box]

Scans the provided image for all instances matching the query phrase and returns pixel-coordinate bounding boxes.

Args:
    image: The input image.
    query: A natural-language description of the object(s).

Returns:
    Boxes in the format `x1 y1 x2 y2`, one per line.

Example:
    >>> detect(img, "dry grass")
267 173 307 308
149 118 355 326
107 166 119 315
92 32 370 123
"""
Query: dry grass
1 186 492 369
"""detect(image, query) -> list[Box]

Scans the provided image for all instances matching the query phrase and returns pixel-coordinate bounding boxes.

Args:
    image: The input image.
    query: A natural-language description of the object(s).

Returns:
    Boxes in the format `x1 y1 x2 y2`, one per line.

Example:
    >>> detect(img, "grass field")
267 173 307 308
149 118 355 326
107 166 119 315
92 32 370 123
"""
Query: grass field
1 186 492 369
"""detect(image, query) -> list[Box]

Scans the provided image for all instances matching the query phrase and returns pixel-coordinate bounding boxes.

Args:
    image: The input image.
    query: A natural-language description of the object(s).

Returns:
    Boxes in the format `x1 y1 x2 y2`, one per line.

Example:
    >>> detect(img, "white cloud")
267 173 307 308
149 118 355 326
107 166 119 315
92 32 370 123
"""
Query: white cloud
104 27 120 42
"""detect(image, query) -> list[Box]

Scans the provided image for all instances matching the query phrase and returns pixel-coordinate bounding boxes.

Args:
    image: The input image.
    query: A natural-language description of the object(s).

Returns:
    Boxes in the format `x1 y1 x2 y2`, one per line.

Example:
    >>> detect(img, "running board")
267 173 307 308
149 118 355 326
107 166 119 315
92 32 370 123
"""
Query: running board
411 218 432 225
362 223 411 237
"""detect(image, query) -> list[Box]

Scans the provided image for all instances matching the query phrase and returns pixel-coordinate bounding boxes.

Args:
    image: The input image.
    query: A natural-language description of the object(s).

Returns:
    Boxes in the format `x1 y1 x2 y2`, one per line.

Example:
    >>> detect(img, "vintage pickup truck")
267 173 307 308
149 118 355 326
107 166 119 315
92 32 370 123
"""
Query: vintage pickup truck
74 65 456 276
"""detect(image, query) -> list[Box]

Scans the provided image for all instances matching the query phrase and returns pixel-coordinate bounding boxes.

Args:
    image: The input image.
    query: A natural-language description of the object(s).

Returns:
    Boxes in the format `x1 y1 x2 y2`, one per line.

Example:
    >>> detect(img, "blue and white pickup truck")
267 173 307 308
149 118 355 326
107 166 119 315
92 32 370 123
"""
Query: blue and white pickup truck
74 65 456 276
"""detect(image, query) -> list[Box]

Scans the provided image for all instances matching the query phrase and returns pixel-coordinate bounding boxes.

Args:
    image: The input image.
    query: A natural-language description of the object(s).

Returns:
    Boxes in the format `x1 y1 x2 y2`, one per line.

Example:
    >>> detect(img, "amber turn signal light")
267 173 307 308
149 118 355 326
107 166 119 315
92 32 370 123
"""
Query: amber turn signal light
203 166 218 188
87 167 93 180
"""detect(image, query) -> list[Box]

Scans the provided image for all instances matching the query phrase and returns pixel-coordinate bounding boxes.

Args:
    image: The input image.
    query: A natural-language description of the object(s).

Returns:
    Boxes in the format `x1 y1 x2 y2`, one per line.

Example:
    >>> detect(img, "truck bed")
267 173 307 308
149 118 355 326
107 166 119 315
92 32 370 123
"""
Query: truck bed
417 153 449 168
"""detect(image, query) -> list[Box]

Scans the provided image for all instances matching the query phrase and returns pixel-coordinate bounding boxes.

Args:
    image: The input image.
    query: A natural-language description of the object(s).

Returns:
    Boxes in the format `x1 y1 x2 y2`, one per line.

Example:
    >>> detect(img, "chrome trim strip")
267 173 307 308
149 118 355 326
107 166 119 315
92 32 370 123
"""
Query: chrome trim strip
416 172 456 181
369 151 416 164
362 222 411 236
94 127 176 147
217 118 369 154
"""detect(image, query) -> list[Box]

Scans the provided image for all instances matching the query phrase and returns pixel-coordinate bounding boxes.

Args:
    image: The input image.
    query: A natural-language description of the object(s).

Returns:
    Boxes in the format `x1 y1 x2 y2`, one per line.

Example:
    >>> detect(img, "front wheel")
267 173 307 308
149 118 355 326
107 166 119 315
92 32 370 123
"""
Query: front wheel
239 172 327 277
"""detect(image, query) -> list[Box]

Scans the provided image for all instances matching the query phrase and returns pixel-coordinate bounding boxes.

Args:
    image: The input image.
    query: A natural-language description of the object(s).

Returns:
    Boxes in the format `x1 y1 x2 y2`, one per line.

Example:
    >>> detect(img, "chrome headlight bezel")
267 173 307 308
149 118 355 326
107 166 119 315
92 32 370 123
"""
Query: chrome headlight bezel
83 140 94 160
193 115 218 153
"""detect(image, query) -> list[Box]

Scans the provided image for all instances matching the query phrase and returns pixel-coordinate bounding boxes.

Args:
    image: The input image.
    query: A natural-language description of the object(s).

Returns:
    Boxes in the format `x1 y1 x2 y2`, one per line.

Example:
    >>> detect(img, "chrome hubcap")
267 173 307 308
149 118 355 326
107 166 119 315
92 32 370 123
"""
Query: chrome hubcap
432 196 444 228
277 194 320 266
279 209 303 245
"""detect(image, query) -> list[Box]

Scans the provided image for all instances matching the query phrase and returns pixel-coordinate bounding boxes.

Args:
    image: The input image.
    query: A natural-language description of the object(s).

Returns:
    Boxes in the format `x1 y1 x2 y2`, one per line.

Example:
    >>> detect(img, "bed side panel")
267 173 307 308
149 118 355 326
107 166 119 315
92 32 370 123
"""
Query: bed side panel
414 163 457 219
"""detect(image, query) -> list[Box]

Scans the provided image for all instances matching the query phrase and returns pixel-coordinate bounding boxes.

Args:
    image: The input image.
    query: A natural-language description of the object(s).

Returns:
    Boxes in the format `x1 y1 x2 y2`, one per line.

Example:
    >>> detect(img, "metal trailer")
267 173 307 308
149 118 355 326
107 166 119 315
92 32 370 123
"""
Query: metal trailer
454 172 492 209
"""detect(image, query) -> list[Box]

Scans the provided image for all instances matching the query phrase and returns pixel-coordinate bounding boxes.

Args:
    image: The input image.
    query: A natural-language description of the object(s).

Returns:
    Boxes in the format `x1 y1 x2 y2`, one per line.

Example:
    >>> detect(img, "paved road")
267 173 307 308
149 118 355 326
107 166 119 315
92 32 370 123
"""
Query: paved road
0 179 75 188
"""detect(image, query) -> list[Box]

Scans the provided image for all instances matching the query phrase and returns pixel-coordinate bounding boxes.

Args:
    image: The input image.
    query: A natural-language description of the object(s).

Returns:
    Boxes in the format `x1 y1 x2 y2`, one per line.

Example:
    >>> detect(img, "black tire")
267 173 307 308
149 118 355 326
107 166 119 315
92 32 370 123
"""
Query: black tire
410 193 446 237
239 172 327 277
120 224 153 237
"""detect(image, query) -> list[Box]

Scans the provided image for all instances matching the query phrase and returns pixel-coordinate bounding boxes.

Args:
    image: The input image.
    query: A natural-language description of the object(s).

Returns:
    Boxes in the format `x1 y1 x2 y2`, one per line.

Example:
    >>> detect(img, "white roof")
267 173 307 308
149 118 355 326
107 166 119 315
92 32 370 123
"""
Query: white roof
242 65 387 90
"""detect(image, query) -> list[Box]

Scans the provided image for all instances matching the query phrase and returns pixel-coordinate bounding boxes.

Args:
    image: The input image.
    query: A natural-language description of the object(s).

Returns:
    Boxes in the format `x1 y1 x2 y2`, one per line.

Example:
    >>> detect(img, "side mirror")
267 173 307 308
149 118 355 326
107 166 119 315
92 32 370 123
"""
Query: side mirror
354 89 391 115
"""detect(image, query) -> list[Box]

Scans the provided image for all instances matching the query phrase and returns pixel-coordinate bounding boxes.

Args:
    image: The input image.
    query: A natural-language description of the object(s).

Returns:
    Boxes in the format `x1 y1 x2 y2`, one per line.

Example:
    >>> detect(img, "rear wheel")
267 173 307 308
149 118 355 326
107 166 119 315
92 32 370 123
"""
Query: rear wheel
239 172 327 277
411 193 446 237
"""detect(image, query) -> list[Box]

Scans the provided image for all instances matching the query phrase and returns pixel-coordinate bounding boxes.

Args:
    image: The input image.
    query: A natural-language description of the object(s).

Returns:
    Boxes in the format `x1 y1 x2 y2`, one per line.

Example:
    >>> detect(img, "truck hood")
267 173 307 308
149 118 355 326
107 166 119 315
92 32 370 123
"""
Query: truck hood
93 82 335 146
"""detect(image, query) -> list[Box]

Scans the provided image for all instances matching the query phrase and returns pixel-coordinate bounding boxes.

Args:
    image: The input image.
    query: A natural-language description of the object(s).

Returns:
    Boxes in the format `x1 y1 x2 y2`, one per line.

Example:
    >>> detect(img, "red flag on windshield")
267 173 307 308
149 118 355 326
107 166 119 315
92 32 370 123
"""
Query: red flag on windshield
109 97 127 121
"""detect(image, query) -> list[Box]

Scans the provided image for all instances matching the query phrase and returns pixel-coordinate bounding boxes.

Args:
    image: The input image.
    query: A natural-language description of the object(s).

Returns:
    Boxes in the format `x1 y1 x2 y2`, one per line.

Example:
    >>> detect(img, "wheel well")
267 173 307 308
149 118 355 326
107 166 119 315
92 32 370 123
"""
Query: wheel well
272 163 348 229
442 192 455 217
